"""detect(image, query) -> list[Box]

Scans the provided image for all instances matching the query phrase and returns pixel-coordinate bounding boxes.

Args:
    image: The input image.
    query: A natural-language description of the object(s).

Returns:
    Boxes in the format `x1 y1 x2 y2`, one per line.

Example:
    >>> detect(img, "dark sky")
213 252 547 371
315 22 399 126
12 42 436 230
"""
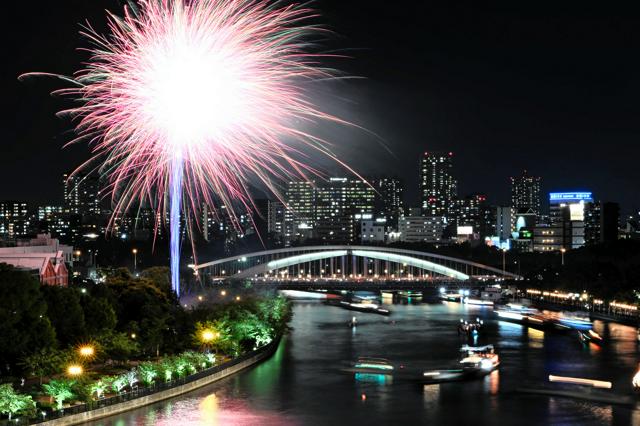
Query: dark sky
4 1 640 213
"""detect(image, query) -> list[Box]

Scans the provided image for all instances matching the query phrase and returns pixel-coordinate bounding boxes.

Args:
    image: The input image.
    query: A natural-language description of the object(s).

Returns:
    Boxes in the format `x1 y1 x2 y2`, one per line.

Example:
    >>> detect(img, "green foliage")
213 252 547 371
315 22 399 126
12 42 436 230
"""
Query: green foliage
172 356 190 378
182 351 211 370
139 267 173 299
20 348 65 385
0 384 36 420
71 377 94 403
82 296 117 336
41 286 86 346
89 377 113 399
42 379 76 410
97 331 139 361
111 375 127 394
156 360 174 382
106 268 177 357
124 370 138 388
137 362 157 386
0 264 56 371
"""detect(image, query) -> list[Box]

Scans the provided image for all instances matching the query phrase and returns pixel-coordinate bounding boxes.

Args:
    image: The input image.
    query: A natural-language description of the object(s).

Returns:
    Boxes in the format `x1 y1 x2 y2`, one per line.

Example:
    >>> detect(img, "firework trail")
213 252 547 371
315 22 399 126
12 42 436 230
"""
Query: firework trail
23 0 358 296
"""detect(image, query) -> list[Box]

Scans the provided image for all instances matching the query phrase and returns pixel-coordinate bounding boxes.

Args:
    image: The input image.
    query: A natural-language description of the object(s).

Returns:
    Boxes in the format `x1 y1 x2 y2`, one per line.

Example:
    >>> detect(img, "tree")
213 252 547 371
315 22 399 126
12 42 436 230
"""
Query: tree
41 286 86 346
139 267 173 299
124 370 138 389
82 297 117 336
0 384 36 420
97 331 139 361
111 375 127 394
89 377 113 399
137 362 157 386
43 379 76 410
20 348 65 385
0 264 56 371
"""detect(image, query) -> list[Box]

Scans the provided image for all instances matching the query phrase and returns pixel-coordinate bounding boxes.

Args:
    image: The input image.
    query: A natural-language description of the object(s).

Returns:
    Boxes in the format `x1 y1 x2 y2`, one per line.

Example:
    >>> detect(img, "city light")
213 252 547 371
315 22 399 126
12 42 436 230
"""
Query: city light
78 345 95 358
67 365 83 376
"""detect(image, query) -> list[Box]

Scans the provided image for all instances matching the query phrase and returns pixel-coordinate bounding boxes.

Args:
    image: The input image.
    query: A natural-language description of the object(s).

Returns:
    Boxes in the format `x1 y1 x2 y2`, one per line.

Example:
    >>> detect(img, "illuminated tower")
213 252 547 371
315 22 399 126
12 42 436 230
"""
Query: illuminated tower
510 170 541 218
419 152 457 217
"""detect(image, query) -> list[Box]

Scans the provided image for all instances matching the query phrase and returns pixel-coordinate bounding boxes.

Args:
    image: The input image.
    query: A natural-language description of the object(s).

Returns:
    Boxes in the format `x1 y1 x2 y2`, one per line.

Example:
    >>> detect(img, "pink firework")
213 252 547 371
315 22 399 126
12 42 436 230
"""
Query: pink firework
25 0 357 294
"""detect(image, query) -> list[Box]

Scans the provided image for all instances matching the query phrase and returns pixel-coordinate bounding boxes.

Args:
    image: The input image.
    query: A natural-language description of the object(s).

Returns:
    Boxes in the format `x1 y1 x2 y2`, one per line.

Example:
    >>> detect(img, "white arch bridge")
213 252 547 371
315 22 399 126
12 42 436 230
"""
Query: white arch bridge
193 246 521 282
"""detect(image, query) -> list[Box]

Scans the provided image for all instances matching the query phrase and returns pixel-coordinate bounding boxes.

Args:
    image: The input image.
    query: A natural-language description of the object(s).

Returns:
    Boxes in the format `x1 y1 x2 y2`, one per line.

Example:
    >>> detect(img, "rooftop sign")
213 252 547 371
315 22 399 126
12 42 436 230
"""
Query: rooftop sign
549 192 593 203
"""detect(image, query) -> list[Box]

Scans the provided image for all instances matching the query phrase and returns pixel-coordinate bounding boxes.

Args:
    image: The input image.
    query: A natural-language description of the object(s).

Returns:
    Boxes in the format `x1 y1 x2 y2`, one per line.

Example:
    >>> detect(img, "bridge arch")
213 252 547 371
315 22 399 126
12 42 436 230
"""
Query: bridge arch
194 245 520 281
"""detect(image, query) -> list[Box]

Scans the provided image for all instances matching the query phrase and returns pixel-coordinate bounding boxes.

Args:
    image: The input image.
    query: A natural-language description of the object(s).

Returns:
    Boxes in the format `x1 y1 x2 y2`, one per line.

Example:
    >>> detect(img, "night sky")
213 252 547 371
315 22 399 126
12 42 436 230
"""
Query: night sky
4 1 640 213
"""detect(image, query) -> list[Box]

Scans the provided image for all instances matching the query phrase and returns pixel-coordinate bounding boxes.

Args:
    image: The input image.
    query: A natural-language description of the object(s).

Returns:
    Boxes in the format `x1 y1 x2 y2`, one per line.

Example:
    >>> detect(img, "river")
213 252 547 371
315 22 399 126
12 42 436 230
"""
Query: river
89 299 640 425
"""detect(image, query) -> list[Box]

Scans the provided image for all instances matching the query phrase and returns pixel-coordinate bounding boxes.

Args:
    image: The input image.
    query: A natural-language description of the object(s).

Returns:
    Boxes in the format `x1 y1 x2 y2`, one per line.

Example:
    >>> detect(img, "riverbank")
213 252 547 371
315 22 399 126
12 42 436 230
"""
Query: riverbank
39 336 281 426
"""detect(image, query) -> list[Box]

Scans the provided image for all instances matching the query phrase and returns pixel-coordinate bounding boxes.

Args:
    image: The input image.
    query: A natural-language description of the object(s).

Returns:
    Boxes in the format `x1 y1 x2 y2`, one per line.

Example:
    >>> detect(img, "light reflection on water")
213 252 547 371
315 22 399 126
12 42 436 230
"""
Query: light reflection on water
91 301 640 426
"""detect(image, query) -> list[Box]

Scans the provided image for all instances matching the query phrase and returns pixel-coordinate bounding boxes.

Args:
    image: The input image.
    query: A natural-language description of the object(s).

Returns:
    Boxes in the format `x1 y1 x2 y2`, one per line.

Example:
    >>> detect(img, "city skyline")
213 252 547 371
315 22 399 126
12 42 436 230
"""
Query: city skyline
3 1 640 212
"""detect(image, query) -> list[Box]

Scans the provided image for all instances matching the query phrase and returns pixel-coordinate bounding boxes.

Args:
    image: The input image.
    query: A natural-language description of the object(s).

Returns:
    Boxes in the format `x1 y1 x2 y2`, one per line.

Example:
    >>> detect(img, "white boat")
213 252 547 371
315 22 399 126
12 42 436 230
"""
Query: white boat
459 344 500 371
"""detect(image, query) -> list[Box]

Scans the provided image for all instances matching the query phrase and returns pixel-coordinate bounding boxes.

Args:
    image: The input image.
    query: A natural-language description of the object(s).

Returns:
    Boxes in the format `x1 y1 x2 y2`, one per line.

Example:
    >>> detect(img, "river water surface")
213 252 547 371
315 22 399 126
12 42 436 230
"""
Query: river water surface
90 300 640 425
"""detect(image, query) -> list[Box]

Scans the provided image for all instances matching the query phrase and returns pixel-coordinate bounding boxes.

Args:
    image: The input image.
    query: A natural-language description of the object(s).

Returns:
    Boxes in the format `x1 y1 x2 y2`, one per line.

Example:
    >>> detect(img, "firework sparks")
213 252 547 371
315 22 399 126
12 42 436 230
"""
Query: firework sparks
24 0 356 295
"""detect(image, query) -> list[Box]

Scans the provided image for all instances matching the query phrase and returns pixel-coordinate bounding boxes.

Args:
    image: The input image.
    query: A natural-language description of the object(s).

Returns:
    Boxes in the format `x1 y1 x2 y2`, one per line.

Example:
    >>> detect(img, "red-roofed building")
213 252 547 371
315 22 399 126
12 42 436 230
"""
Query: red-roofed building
0 251 68 286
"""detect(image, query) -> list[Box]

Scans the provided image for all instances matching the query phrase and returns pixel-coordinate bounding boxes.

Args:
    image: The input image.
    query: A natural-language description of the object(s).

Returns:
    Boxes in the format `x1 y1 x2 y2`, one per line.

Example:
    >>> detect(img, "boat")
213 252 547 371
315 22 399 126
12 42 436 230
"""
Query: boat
577 329 604 346
457 318 483 336
550 311 592 330
338 300 391 316
351 357 395 375
398 290 423 298
459 344 500 371
464 298 494 306
494 304 543 326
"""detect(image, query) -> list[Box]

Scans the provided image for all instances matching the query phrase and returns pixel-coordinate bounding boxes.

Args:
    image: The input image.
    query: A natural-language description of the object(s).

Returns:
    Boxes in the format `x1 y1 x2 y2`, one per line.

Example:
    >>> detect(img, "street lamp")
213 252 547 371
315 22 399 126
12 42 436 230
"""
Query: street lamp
502 248 507 276
67 365 83 376
560 248 566 266
78 345 95 359
132 248 138 272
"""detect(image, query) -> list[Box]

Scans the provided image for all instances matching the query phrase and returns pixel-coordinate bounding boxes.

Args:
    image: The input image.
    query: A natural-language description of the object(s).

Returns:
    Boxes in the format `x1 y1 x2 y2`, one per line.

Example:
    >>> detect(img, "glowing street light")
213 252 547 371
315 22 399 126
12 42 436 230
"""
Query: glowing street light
560 247 566 266
67 365 83 376
502 248 507 276
132 248 138 271
202 330 215 342
78 345 95 359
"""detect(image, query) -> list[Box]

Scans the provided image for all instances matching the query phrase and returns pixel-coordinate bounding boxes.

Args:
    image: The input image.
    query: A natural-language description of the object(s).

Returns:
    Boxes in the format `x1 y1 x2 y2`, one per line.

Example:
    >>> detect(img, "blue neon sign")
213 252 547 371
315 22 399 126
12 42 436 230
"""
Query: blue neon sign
549 192 593 203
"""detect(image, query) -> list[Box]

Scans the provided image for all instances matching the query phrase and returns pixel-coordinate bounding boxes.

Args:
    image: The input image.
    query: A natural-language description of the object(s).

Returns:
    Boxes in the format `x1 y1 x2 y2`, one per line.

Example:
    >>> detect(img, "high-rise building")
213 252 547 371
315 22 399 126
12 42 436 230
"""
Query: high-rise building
267 200 285 246
510 170 541 219
0 201 29 238
314 178 375 243
372 178 404 228
282 178 376 245
452 194 489 238
284 181 316 245
534 191 593 251
63 173 101 215
398 208 446 243
585 201 620 245
419 152 457 217
495 206 512 241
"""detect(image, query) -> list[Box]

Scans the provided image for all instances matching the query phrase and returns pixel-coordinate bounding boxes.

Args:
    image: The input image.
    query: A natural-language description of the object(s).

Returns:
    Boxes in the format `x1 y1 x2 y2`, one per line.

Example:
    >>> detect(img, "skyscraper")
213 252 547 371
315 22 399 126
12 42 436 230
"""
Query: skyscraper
267 200 285 246
284 180 316 245
510 170 541 218
0 201 29 238
63 173 101 215
314 178 375 243
419 152 456 217
372 177 404 228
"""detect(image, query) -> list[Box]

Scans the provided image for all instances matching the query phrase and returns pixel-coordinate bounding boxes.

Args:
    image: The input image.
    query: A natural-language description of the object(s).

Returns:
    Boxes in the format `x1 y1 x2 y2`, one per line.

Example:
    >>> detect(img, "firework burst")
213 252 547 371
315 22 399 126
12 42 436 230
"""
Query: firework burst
25 0 356 295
